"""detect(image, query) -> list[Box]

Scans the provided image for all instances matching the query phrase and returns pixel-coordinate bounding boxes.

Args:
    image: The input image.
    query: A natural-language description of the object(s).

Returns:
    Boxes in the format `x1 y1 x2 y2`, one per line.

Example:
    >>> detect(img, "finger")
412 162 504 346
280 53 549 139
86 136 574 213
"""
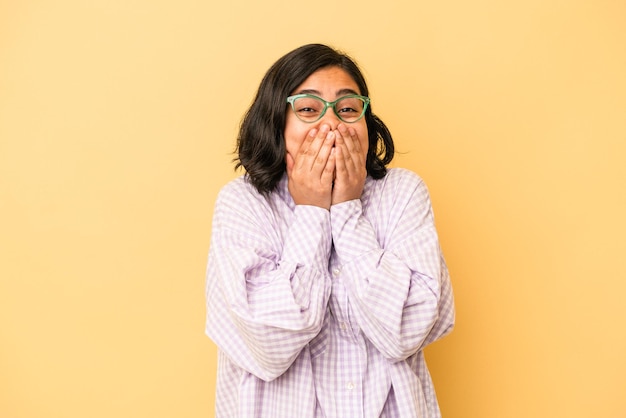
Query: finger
308 125 336 176
297 125 330 171
314 130 335 173
292 128 316 171
334 127 357 174
338 124 365 170
338 124 362 157
333 139 348 179
348 126 362 154
321 147 336 184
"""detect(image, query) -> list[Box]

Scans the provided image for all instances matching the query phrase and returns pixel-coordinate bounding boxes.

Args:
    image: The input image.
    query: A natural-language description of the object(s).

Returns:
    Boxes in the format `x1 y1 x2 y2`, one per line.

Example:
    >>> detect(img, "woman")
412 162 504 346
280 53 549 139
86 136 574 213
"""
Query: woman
205 43 454 418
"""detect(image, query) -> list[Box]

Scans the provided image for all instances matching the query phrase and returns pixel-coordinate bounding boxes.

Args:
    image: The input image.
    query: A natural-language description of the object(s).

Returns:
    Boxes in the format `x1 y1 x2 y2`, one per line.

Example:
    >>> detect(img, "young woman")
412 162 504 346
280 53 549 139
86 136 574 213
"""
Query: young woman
205 43 455 418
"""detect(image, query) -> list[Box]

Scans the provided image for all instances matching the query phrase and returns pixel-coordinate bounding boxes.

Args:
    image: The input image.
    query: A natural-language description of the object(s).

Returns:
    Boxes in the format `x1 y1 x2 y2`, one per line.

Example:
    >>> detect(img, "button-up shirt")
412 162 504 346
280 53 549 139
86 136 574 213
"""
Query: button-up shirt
205 168 455 417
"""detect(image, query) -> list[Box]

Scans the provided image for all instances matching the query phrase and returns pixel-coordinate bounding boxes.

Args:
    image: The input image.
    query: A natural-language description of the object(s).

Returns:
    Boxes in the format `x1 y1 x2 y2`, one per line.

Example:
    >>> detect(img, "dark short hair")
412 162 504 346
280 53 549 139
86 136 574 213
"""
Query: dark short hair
235 43 395 194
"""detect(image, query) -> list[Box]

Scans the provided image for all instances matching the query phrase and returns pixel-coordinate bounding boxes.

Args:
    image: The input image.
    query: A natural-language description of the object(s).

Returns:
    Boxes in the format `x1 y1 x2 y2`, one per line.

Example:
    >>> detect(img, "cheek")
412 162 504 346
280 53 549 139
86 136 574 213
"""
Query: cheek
284 119 308 156
285 137 302 157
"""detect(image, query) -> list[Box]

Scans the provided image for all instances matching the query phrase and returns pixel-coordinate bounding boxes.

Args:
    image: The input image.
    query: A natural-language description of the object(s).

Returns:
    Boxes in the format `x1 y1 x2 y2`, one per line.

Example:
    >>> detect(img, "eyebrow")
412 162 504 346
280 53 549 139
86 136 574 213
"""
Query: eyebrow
295 88 361 97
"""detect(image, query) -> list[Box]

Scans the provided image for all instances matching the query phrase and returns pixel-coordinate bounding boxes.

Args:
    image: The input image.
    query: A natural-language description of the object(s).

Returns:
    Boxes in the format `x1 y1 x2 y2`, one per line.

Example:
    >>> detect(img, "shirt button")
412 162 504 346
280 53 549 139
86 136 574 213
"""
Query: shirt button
340 322 347 330
332 268 341 276
346 382 355 390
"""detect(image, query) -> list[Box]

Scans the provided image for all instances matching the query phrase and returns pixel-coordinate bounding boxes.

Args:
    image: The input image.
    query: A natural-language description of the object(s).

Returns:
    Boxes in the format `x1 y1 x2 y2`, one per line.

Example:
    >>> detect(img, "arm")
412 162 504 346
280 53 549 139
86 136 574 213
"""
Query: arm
330 173 454 361
205 183 332 381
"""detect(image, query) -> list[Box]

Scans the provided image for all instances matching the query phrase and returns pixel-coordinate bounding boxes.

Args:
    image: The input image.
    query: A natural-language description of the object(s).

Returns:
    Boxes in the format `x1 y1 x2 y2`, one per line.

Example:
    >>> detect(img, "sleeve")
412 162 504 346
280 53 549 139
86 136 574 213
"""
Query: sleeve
329 172 454 361
205 184 333 381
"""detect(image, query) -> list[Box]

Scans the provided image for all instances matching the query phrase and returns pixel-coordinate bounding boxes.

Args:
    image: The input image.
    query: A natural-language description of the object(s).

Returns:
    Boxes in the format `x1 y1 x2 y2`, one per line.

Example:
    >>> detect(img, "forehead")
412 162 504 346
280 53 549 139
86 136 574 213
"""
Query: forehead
294 66 361 96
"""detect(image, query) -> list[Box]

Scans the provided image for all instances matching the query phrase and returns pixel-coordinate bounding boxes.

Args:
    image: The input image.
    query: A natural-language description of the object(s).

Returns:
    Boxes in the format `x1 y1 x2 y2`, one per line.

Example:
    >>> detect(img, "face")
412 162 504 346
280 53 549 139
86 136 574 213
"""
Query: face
284 66 369 161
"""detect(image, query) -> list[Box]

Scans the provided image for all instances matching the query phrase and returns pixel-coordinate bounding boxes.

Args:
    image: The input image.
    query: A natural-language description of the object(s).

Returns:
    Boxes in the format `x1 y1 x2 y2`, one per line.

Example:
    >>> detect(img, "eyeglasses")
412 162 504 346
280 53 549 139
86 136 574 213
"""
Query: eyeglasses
286 93 370 123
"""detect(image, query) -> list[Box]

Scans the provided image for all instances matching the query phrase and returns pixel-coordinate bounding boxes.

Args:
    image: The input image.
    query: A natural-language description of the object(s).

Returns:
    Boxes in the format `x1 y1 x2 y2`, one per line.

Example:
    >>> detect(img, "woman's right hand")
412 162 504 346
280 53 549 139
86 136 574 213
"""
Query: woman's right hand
285 124 336 209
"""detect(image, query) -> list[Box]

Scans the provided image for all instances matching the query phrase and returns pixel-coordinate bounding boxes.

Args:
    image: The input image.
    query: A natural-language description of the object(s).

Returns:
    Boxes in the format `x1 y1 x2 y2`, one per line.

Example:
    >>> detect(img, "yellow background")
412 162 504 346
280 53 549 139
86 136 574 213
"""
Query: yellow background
1 0 625 417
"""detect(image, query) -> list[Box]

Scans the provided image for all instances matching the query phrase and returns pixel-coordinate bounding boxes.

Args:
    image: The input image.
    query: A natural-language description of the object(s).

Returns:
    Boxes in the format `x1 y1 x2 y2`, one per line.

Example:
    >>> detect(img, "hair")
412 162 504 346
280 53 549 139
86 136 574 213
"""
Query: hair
235 43 395 194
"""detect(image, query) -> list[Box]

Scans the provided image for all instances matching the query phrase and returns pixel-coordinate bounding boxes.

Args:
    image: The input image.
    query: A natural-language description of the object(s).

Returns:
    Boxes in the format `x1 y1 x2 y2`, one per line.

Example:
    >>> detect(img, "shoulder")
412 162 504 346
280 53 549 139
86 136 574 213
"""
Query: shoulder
218 174 270 200
362 168 432 213
385 167 424 185
214 174 293 226
218 175 255 197
368 167 427 195
215 175 270 213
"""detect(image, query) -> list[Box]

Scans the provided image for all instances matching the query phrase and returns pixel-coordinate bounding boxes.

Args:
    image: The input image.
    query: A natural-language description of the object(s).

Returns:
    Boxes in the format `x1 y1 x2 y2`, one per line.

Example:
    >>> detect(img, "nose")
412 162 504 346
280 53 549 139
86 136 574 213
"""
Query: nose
318 107 341 130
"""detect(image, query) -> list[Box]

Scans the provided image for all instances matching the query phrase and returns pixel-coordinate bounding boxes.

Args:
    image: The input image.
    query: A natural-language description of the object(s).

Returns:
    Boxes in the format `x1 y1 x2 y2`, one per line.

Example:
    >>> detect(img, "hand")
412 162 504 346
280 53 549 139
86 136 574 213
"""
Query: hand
331 123 367 205
285 124 336 209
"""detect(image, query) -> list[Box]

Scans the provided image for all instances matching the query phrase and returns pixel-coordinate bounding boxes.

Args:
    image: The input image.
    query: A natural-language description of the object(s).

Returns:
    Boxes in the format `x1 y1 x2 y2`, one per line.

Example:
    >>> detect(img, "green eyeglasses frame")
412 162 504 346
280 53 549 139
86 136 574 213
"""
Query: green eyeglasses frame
286 93 370 123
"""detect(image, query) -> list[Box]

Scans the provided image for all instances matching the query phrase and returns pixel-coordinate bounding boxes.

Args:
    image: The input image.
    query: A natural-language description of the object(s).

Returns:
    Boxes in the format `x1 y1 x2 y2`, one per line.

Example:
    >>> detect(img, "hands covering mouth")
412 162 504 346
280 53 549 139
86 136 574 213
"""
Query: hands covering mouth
286 123 367 210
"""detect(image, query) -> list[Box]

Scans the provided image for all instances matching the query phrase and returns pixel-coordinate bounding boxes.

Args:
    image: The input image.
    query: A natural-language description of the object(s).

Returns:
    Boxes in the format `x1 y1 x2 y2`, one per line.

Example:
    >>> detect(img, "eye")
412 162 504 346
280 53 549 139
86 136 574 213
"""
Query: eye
335 97 363 115
337 106 359 114
293 97 323 116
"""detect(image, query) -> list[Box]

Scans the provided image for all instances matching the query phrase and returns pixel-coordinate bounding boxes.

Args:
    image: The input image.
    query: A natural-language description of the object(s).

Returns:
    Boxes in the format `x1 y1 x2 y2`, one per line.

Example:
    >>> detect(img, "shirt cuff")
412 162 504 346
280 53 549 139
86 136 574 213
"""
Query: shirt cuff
281 205 332 271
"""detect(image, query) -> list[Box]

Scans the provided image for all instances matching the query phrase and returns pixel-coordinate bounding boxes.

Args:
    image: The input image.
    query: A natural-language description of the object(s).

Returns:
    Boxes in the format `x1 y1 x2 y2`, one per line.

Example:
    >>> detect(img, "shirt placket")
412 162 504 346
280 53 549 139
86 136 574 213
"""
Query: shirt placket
329 253 366 418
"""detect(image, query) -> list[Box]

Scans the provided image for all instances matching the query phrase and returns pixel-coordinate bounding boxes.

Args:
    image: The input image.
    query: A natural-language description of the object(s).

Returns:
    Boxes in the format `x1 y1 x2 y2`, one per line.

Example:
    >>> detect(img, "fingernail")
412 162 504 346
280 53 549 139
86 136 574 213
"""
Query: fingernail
309 129 318 137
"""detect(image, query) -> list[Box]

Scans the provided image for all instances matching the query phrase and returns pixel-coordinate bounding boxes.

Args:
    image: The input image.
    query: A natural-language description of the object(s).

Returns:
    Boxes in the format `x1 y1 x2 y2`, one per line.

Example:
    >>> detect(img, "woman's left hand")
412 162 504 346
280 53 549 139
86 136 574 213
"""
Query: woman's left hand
331 123 367 205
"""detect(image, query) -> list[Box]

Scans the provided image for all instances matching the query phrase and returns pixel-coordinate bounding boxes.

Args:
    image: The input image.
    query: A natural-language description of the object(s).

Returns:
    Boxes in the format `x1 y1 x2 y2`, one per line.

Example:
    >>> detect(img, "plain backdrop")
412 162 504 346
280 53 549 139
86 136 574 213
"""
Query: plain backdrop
1 1 625 417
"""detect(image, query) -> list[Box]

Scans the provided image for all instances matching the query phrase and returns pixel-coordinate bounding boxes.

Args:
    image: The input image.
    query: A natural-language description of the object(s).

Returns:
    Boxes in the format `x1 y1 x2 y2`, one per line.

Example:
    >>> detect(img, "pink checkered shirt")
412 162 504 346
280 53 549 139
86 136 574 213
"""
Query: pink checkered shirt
205 168 454 417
